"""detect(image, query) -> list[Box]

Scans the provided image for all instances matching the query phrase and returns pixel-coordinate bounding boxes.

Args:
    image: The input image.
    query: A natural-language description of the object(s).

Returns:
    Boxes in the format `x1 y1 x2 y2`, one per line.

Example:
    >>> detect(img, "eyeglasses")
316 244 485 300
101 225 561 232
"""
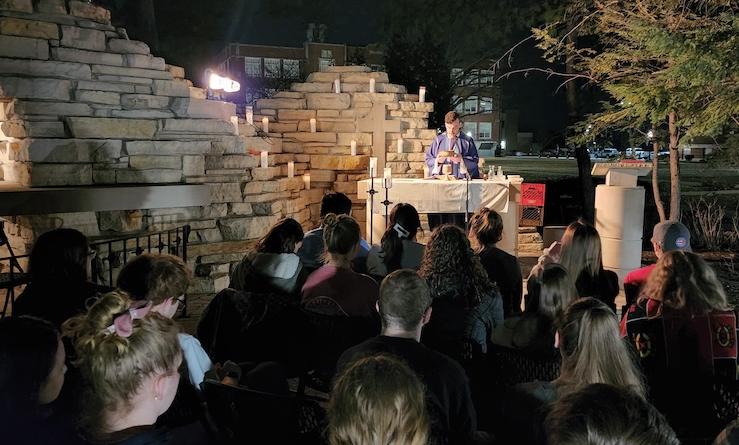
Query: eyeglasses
88 249 97 259
174 295 187 318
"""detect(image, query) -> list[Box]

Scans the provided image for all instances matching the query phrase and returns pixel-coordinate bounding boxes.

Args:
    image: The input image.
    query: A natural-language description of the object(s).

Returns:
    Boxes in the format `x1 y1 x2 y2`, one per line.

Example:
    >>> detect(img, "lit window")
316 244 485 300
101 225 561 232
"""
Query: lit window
463 96 478 113
245 57 262 77
320 49 333 58
283 59 300 78
319 58 334 72
264 58 281 78
479 69 494 85
463 69 478 86
479 97 493 112
464 122 477 138
478 122 492 139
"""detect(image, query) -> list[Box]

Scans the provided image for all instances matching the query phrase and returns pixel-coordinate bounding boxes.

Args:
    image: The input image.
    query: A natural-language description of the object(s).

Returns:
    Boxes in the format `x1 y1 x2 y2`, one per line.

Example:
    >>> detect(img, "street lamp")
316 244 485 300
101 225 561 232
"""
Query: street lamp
205 69 240 101
500 140 506 151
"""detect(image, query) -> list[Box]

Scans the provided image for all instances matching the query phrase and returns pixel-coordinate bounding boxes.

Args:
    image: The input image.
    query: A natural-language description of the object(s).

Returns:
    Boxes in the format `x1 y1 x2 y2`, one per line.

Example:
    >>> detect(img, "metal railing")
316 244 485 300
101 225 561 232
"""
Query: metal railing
0 224 191 319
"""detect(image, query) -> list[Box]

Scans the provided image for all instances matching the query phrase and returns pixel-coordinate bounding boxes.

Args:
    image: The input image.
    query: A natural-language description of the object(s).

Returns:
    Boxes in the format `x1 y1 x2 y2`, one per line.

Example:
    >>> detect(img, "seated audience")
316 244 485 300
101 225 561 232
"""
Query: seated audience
545 383 679 445
301 214 379 317
63 291 181 444
117 254 212 389
622 250 734 440
298 192 370 273
715 419 739 445
491 263 576 358
229 217 307 296
469 207 523 317
418 224 503 358
329 354 429 445
367 203 424 277
14 228 110 327
337 269 476 444
623 220 691 306
521 297 645 405
528 219 618 312
1 316 71 445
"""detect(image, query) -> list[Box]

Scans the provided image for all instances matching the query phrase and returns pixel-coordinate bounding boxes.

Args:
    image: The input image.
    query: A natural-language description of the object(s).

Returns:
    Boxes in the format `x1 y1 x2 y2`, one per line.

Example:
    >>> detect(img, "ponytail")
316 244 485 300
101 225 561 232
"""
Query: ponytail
380 204 420 274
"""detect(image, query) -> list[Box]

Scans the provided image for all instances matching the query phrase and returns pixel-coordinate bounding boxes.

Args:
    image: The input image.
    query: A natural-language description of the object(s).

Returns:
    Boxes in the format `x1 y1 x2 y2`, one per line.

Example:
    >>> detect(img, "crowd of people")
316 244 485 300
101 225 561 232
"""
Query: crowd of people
1 190 736 445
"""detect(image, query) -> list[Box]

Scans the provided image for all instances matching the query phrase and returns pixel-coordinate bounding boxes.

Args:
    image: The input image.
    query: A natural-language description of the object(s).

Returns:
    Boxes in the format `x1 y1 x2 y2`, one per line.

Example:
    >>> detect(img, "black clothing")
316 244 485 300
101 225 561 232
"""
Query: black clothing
337 335 477 444
477 246 523 317
574 268 619 313
86 426 170 445
14 281 111 328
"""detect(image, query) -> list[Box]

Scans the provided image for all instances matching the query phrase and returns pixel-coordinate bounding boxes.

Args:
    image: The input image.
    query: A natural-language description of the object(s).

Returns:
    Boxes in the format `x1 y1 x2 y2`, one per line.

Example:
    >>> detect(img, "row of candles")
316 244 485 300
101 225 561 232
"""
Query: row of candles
257 154 391 190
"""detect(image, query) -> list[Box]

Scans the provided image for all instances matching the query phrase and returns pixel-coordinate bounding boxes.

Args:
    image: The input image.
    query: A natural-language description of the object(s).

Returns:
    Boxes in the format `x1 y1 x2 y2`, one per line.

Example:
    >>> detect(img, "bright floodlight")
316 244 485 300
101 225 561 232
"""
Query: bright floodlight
501 140 506 150
466 132 473 137
208 71 240 93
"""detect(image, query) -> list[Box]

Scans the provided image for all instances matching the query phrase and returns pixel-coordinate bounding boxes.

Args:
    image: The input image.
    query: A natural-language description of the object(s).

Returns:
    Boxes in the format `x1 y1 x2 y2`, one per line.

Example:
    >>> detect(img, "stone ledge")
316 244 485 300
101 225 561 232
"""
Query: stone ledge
66 117 157 139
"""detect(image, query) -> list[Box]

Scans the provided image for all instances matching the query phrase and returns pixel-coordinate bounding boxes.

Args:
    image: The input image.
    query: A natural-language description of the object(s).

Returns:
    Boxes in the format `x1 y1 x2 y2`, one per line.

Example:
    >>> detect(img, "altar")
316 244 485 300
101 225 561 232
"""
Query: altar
357 177 524 256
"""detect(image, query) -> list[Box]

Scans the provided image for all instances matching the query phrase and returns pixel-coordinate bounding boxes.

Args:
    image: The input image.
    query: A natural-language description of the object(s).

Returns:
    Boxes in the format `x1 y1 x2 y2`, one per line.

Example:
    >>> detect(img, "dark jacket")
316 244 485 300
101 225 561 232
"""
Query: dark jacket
477 246 523 317
14 281 110 328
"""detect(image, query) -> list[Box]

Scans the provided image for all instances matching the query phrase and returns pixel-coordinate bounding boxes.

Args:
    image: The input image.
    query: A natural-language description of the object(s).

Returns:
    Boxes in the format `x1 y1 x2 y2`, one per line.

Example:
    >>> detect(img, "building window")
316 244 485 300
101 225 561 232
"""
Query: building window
283 59 300 78
479 69 494 85
245 57 262 77
478 122 492 139
451 68 463 85
463 96 478 114
464 122 477 138
453 96 464 113
479 97 493 113
463 69 478 86
320 49 333 58
264 58 281 78
319 58 334 72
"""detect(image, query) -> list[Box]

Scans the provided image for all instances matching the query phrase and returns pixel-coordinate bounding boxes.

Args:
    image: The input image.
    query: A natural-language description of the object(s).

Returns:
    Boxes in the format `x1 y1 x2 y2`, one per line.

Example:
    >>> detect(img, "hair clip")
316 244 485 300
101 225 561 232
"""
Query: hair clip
393 223 411 239
104 300 153 338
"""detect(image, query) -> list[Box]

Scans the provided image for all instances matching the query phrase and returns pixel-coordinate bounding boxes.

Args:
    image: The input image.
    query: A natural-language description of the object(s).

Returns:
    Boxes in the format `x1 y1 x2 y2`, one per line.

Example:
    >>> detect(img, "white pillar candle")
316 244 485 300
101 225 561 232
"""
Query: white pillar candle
369 78 376 93
334 78 341 93
261 117 269 133
260 151 268 168
230 115 239 135
303 173 311 190
419 86 426 103
350 140 357 156
383 167 393 189
287 161 294 178
310 118 317 133
245 106 253 124
397 138 404 153
369 157 378 178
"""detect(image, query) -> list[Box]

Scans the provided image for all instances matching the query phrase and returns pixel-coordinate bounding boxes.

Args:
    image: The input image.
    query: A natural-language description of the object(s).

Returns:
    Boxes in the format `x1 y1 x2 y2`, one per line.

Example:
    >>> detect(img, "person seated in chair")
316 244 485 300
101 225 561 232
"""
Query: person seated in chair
337 269 477 444
366 203 424 278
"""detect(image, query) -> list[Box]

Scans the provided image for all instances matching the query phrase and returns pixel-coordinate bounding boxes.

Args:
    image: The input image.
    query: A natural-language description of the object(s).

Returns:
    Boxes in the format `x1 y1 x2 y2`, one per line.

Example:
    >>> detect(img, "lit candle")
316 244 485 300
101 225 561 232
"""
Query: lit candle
334 78 341 93
260 151 268 168
397 138 404 153
350 140 357 156
383 167 393 189
303 173 311 190
287 161 294 178
261 116 269 133
369 157 378 178
310 118 317 133
245 106 253 124
419 86 426 103
369 78 376 93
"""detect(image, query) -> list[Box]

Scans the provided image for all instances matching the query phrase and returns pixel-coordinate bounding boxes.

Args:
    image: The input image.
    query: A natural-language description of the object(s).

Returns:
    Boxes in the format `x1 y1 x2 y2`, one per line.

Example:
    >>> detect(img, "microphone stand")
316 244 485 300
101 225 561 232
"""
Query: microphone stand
368 175 378 244
382 178 393 229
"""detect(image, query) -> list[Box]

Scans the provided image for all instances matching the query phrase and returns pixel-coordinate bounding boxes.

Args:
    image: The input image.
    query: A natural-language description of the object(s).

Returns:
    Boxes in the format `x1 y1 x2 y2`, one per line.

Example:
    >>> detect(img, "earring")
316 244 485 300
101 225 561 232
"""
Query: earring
154 395 159 401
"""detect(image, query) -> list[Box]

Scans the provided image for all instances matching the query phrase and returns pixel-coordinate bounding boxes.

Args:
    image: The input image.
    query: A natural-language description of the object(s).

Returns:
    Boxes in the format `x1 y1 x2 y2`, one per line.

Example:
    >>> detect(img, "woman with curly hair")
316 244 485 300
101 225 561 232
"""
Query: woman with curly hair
418 224 503 358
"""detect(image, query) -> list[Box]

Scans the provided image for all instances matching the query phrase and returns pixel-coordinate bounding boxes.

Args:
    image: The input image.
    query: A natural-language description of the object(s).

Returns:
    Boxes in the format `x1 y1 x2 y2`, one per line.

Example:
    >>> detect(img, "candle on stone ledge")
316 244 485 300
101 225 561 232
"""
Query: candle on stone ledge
397 138 404 153
260 151 268 168
303 173 311 190
334 78 341 94
369 157 378 178
261 117 269 133
419 86 426 103
287 161 295 178
310 118 317 133
369 78 376 93
383 167 393 189
245 106 253 124
350 140 357 156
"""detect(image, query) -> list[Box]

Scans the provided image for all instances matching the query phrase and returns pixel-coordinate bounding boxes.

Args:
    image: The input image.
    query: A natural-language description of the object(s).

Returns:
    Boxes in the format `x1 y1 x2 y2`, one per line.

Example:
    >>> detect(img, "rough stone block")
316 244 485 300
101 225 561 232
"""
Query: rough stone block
124 54 165 70
0 0 31 12
129 155 181 170
76 80 134 93
0 77 71 100
0 35 48 59
228 203 253 215
69 1 110 23
218 215 280 241
74 89 120 105
121 94 170 109
27 121 65 137
340 108 372 118
403 128 438 139
170 98 235 120
107 38 149 55
91 64 173 80
317 110 340 118
92 168 115 183
253 201 283 216
305 93 351 110
0 17 58 39
277 109 316 121
272 91 303 99
308 170 336 182
242 181 264 195
15 100 92 116
94 75 152 85
52 47 123 66
166 64 185 78
337 132 371 146
256 97 306 110
208 182 242 203
158 119 235 136
290 82 332 93
116 169 182 184
352 92 399 104
60 25 105 51
111 109 174 119
30 163 92 186
0 57 91 79
310 155 368 170
325 65 371 73
125 140 211 155
35 0 66 13
268 122 298 133
376 83 407 94
151 79 190 97
283 132 336 143
223 155 258 169
251 167 281 181
183 155 204 176
66 117 157 139
341 72 389 83
306 72 339 83
333 181 356 195
297 120 355 133
10 138 121 163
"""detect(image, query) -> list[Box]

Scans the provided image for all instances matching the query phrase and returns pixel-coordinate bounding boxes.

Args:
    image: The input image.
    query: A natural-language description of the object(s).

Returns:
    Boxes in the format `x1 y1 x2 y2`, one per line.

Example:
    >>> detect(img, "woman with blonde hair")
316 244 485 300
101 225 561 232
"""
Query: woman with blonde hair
63 290 182 444
521 297 645 404
301 213 379 316
329 354 429 445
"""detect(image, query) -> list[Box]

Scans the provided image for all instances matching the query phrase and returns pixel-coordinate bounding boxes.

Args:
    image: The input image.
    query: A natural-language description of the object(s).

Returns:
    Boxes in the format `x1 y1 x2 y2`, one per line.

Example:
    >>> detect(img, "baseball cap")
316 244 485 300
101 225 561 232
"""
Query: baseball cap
652 221 691 252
